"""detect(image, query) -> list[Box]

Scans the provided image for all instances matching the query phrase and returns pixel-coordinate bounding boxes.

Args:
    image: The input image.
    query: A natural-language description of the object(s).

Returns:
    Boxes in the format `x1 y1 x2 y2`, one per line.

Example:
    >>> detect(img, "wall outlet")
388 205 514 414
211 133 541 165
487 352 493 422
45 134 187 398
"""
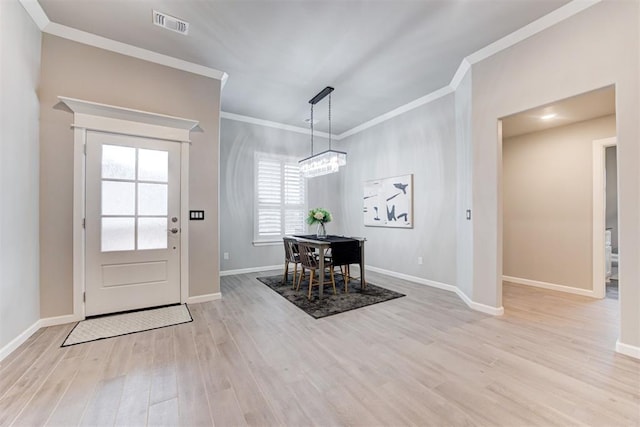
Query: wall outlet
417 256 423 265
223 252 229 260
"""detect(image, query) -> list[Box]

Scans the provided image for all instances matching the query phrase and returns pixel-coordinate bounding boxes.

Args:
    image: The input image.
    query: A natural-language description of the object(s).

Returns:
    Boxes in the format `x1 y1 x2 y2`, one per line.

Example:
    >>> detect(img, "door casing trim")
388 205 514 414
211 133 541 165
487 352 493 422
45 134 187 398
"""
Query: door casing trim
60 96 198 320
592 137 617 299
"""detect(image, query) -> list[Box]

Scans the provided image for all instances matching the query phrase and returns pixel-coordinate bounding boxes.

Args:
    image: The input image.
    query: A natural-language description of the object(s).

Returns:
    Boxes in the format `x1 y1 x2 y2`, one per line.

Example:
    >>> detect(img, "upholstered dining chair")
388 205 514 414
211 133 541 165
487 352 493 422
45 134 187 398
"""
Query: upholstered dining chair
283 237 300 288
329 239 362 292
296 242 337 299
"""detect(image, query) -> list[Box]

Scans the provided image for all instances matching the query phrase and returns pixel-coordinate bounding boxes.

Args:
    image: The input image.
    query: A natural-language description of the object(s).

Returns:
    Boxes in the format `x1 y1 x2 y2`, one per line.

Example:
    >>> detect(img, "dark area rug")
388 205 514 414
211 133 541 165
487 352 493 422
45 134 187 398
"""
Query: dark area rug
256 273 405 319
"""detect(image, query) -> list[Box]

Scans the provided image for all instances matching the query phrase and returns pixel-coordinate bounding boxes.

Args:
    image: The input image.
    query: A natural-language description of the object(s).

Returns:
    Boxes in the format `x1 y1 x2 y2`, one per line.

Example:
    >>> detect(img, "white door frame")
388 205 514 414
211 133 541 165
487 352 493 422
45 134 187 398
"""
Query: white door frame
60 96 198 320
592 137 617 299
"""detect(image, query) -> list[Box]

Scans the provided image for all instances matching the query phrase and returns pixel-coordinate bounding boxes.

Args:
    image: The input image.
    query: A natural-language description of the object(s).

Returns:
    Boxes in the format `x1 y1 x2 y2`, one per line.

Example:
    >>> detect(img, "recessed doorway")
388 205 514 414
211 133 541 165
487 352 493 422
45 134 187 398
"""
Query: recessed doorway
500 86 617 299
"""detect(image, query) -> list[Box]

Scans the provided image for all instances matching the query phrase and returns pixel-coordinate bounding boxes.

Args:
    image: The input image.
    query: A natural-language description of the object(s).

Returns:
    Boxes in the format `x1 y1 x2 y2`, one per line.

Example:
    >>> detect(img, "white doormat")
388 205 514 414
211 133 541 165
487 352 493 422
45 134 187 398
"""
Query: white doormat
62 304 192 347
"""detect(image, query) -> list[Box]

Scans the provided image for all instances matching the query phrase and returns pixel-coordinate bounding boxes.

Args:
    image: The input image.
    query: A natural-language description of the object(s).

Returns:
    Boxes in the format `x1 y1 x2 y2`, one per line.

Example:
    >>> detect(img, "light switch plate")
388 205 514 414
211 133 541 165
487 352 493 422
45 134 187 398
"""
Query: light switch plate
190 210 205 220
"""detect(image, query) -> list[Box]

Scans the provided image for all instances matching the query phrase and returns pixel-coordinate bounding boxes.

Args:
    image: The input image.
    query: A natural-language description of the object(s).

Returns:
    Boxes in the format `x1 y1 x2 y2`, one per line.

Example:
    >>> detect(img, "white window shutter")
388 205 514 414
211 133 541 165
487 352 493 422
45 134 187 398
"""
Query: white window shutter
254 154 306 242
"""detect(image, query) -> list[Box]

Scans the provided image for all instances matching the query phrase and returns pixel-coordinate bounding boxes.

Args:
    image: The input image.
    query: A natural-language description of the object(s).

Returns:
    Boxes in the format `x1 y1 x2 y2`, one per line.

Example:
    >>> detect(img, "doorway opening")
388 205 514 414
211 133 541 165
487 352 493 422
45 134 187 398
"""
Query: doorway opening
499 86 617 302
595 139 619 300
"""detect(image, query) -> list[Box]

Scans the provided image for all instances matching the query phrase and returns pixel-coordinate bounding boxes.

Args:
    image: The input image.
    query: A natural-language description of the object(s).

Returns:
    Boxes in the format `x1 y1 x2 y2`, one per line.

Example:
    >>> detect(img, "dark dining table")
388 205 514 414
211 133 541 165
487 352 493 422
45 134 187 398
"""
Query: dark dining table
291 234 366 298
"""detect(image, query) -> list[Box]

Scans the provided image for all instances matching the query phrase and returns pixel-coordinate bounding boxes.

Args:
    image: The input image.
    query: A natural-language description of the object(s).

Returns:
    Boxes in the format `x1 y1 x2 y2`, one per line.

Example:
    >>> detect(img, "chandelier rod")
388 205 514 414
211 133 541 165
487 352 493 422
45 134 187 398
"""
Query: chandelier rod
307 86 334 156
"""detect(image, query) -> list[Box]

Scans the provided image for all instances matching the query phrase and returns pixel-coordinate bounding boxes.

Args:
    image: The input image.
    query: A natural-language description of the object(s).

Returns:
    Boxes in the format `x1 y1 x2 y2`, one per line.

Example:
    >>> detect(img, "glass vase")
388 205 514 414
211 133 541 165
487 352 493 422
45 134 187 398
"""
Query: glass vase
316 222 327 239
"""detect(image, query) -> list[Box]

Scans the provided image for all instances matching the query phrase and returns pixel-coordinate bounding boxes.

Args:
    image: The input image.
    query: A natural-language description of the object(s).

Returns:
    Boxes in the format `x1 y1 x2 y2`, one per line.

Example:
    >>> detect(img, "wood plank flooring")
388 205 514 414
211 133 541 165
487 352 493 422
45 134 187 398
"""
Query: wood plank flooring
1 271 638 426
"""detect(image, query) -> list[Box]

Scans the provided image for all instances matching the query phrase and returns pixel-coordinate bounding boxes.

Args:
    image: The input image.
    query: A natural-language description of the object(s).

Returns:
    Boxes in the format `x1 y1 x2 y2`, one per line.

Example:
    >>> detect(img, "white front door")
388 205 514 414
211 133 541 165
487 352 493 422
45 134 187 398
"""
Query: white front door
85 132 181 316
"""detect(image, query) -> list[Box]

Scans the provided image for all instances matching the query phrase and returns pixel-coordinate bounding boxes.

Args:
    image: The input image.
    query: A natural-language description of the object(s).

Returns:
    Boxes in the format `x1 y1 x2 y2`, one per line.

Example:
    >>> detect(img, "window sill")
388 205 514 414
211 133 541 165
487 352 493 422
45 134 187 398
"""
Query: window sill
253 240 282 247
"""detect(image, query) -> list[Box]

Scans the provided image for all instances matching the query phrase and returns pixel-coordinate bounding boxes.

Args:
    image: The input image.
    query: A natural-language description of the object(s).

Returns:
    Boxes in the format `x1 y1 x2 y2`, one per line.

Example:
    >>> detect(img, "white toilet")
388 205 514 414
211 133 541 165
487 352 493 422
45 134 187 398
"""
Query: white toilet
605 229 612 282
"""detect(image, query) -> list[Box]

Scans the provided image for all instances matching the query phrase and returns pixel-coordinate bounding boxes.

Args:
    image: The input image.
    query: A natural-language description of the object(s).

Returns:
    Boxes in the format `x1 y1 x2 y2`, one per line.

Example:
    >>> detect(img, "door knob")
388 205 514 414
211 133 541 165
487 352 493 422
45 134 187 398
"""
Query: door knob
170 227 179 234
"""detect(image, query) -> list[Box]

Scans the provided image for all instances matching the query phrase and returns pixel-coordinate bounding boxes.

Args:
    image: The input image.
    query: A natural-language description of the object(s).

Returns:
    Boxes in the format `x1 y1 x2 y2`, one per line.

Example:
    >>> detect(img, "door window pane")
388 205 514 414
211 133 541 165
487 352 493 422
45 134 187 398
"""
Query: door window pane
138 183 168 215
138 218 168 250
138 149 168 182
102 181 135 215
102 145 135 180
102 217 135 252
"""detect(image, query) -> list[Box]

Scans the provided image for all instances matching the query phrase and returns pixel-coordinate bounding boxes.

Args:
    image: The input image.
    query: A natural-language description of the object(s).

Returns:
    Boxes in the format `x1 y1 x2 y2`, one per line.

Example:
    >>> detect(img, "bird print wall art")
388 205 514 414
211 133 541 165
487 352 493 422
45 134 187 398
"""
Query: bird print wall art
363 174 413 228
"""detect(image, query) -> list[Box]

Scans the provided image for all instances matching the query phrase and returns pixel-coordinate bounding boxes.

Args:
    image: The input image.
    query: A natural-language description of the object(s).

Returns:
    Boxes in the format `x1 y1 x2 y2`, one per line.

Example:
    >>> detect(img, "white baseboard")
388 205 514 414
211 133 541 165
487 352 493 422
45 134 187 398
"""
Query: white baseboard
503 275 597 298
220 265 282 277
365 265 458 293
454 289 505 315
187 293 222 304
38 314 82 328
0 320 41 363
365 265 503 315
616 340 640 360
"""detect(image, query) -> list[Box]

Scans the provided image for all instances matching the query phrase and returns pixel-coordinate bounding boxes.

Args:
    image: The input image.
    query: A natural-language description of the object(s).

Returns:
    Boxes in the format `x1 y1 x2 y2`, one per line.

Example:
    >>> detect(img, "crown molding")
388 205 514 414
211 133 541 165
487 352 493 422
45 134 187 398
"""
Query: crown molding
18 0 228 83
231 0 601 140
59 96 199 130
19 0 48 28
449 59 472 91
449 0 602 90
20 0 600 139
346 0 602 137
337 86 453 140
220 112 334 139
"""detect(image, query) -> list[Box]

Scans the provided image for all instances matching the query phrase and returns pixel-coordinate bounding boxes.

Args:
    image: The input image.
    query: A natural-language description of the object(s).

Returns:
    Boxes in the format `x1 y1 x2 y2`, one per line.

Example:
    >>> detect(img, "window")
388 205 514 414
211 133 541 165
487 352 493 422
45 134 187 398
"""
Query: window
254 153 306 243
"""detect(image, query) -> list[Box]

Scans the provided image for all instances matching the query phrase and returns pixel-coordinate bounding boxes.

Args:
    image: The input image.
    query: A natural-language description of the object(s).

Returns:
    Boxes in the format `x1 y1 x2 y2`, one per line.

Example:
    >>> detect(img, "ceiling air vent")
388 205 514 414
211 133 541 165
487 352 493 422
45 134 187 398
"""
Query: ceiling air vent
153 10 189 35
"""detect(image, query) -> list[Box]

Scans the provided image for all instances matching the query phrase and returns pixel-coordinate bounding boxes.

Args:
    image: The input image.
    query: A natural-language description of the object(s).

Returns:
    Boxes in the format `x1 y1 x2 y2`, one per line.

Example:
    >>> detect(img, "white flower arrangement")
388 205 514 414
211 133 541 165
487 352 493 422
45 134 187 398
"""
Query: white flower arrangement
306 208 332 225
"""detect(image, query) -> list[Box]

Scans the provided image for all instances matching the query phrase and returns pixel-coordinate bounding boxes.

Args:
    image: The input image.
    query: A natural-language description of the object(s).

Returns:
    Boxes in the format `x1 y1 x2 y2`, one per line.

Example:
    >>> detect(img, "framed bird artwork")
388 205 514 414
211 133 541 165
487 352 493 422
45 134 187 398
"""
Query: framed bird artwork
363 174 413 228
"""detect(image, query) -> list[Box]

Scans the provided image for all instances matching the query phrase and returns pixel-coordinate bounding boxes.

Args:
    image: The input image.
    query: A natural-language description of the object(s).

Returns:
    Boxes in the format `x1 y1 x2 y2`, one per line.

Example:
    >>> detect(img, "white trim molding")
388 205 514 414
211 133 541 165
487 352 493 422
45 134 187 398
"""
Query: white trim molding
365 265 504 315
38 314 82 328
187 293 222 304
592 137 617 299
615 340 640 360
365 265 457 293
0 321 40 363
59 96 198 321
459 0 601 80
222 0 602 140
455 289 505 316
20 0 600 142
503 275 598 298
180 144 191 305
59 96 198 142
18 0 227 82
337 87 453 140
220 265 283 277
221 112 334 140
21 0 601 142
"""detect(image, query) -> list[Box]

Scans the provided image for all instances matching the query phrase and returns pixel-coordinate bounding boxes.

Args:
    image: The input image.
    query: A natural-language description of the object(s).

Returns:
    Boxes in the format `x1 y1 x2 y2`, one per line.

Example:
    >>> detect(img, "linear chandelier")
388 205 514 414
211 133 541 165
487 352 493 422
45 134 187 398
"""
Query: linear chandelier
299 86 347 178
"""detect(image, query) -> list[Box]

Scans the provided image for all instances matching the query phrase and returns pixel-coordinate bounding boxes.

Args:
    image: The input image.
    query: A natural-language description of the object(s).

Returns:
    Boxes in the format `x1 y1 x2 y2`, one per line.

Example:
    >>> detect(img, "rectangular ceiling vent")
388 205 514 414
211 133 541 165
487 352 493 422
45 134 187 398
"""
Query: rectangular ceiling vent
153 10 189 35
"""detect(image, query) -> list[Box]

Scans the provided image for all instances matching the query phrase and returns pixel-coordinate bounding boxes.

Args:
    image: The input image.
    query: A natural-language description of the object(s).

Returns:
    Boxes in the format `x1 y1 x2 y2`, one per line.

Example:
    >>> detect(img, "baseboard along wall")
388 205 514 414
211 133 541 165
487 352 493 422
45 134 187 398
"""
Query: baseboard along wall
366 265 504 316
186 293 222 304
221 263 505 316
503 275 598 298
616 340 640 360
220 265 282 276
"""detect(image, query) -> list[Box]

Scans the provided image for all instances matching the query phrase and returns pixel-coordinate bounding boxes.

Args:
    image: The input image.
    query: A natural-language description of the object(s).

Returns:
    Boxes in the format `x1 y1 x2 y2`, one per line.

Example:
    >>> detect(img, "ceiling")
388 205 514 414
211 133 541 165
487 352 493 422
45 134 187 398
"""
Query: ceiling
38 0 572 134
501 86 616 139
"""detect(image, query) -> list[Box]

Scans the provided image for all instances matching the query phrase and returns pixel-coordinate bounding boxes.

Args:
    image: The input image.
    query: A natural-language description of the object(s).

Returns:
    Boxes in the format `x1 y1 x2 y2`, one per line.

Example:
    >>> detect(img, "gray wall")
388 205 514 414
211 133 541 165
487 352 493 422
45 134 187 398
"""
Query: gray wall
503 115 616 290
335 94 457 286
39 35 221 317
605 146 618 252
219 119 339 271
455 70 474 297
0 0 41 350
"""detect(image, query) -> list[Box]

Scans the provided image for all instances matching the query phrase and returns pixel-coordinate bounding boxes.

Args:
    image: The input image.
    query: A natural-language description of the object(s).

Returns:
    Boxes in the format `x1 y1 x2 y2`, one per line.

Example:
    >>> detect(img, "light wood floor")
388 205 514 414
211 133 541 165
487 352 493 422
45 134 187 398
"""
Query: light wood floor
1 271 638 426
